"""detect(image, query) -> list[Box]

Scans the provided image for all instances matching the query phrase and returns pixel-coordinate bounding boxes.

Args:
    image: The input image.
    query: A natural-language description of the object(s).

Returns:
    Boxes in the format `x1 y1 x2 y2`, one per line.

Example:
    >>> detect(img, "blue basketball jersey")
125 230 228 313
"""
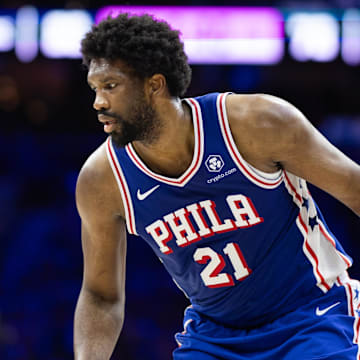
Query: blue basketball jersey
106 92 352 328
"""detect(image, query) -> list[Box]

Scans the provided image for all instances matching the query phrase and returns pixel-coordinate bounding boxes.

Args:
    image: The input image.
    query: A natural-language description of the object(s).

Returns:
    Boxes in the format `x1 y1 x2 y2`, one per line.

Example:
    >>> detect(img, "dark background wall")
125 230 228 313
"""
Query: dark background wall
0 1 360 359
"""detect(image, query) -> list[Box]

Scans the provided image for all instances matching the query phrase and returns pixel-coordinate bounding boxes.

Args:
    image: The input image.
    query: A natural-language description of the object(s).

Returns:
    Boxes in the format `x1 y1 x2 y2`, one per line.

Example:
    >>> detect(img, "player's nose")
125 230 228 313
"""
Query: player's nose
93 91 109 111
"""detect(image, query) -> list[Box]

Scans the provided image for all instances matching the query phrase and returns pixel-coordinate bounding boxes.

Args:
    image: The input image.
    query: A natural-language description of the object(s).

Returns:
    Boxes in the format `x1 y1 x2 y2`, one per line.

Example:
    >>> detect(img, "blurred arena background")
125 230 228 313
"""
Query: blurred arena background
0 0 359 359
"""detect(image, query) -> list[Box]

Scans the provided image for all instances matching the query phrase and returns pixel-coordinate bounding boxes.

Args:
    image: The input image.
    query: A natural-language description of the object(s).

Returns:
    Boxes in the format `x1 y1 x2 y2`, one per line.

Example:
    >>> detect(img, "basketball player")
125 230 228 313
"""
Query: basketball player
73 13 360 360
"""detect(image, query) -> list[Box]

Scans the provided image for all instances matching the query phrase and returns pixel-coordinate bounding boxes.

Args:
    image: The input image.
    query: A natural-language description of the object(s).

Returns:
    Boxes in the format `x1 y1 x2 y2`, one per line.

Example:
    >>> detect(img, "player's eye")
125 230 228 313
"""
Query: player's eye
105 83 117 90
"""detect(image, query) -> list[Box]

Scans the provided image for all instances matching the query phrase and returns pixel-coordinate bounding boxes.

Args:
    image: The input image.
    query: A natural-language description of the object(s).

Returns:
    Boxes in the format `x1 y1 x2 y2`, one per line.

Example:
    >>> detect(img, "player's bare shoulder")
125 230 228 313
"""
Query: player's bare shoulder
225 93 308 172
76 141 125 221
225 93 305 139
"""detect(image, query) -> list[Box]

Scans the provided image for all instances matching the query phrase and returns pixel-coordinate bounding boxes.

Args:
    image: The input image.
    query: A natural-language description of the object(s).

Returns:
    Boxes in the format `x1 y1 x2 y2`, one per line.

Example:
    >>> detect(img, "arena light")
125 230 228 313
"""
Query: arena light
15 6 39 63
342 9 360 66
40 10 93 58
95 6 284 64
0 16 14 51
286 12 339 62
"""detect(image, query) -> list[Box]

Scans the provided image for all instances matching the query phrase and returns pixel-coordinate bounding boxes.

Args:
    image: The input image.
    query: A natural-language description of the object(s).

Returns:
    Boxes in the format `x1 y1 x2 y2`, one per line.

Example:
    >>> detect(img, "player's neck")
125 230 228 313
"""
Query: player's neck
132 99 194 178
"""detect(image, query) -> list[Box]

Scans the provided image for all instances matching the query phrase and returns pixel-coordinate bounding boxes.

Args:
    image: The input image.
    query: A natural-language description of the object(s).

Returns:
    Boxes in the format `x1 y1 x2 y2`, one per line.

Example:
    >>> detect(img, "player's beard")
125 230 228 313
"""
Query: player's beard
105 93 160 148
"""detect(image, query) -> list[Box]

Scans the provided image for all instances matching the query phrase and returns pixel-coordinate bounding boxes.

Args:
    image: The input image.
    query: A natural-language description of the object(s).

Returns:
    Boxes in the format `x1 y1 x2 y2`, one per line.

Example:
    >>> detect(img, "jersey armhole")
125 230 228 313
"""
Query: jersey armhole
217 92 283 189
105 137 138 235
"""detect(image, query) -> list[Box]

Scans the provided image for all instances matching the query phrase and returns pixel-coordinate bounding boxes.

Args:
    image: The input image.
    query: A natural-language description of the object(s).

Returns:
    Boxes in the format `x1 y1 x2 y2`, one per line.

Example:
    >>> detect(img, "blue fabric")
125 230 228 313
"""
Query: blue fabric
174 283 359 359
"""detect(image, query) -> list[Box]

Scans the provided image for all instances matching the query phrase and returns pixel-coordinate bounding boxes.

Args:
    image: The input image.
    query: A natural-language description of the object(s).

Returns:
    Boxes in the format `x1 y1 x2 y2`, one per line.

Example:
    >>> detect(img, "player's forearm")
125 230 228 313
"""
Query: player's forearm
74 288 124 360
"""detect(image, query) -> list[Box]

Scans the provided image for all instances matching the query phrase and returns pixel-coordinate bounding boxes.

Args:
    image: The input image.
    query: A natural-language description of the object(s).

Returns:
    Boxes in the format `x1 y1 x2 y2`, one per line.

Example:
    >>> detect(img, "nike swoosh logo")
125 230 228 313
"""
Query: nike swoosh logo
315 302 341 316
137 185 160 201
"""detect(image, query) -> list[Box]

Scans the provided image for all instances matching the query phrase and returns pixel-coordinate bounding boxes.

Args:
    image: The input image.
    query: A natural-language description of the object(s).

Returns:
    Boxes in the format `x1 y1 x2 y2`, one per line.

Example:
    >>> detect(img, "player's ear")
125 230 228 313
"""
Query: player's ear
147 74 167 97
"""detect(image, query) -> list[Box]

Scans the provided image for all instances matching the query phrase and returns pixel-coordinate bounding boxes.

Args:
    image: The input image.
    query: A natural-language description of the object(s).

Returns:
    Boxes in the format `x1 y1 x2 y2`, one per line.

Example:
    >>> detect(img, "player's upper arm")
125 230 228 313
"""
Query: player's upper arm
227 93 360 215
75 144 127 303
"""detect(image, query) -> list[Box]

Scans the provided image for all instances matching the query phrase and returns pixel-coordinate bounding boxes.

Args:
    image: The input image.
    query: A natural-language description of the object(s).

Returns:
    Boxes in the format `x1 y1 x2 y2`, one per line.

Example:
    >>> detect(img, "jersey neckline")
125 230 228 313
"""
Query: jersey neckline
124 97 204 187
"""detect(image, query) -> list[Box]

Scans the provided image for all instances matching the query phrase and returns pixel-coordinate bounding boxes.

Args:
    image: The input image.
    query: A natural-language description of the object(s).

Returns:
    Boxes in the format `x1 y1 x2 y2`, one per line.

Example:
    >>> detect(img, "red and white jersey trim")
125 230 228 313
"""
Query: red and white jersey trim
336 273 360 357
283 171 351 293
106 137 138 235
125 98 204 187
217 92 283 189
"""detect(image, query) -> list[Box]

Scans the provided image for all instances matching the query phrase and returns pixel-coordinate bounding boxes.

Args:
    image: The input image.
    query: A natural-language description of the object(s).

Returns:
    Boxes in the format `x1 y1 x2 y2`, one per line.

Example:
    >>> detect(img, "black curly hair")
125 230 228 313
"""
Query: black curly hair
81 13 192 97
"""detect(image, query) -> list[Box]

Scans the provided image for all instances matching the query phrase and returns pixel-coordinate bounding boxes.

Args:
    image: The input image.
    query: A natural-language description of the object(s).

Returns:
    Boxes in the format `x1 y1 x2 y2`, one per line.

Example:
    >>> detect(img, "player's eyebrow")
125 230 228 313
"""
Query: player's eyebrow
87 76 121 87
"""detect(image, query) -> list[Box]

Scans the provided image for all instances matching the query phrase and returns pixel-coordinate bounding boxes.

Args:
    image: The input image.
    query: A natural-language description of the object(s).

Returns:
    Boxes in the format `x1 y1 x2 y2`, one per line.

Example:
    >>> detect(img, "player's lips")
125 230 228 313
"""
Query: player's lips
98 114 117 133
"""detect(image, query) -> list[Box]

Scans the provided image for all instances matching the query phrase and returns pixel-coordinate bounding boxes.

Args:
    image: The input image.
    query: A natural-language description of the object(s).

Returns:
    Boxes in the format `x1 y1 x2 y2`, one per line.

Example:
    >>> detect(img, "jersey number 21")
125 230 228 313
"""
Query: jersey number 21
194 242 251 288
